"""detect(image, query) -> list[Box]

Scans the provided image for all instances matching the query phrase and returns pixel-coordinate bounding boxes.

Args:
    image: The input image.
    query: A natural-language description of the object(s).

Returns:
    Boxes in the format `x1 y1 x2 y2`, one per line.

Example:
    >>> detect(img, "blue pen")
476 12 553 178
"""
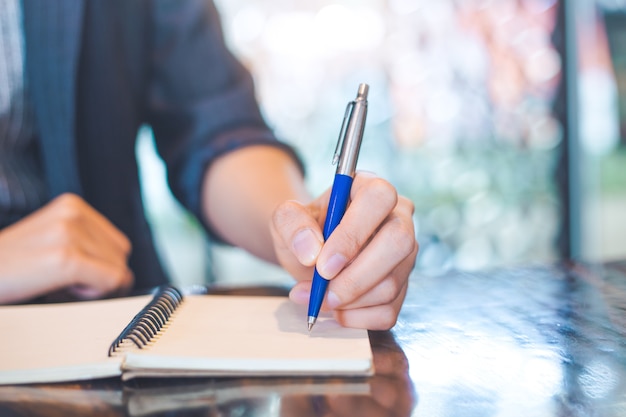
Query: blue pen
307 83 369 331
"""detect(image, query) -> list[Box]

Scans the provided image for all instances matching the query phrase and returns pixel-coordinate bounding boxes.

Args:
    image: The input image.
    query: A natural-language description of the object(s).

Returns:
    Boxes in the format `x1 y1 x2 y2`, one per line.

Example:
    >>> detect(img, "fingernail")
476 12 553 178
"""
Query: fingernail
289 287 309 304
318 253 348 279
292 229 321 265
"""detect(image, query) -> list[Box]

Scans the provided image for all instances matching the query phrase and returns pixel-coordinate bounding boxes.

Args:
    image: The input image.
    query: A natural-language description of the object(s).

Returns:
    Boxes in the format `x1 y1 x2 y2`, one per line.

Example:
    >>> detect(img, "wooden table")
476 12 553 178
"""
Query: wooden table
1 260 626 416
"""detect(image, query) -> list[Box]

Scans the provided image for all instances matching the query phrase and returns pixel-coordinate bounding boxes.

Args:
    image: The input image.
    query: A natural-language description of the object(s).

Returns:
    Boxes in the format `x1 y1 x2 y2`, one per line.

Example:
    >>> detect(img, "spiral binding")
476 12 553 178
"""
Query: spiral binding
108 286 184 356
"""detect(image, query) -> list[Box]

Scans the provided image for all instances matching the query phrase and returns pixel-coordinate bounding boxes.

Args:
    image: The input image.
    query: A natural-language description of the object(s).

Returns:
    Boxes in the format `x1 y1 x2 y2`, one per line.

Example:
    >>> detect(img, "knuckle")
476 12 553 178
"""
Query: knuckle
339 227 363 254
53 193 81 209
333 273 364 300
389 218 417 258
379 278 401 305
399 195 415 214
272 200 300 226
367 178 397 210
52 195 84 221
377 308 398 330
50 246 80 278
49 221 74 244
345 274 365 295
368 304 398 331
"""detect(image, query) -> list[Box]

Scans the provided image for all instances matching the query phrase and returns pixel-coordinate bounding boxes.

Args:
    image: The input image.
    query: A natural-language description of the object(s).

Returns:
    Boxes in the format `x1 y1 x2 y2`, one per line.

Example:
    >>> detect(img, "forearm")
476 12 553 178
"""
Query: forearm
201 145 310 263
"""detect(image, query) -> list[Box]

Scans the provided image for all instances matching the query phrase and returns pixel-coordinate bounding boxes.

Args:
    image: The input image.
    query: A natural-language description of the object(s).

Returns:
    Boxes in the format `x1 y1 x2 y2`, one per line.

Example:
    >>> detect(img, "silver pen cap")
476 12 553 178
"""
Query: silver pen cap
333 83 369 176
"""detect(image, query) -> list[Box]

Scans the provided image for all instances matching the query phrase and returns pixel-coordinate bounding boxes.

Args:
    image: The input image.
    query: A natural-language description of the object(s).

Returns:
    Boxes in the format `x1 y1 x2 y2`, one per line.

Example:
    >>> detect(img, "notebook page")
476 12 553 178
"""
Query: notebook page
0 295 151 384
123 295 373 377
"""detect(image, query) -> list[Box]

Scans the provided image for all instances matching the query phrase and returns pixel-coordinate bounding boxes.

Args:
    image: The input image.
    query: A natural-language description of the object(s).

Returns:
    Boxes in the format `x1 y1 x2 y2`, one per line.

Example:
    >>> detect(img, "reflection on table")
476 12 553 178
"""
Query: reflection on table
2 260 626 416
400 260 626 416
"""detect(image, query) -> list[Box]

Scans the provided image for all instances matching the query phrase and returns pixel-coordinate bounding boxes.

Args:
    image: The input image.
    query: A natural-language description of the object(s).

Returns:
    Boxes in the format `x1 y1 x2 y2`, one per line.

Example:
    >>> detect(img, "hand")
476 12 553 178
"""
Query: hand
0 193 134 304
270 172 418 330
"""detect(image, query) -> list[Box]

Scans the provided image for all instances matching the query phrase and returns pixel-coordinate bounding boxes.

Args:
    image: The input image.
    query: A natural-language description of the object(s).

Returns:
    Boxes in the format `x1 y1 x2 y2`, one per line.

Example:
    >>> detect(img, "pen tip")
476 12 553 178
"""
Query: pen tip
307 316 316 332
308 323 313 332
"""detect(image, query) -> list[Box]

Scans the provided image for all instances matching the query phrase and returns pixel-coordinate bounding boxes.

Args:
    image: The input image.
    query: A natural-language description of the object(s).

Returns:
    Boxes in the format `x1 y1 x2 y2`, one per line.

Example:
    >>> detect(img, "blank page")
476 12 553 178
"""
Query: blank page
123 295 373 377
0 296 150 384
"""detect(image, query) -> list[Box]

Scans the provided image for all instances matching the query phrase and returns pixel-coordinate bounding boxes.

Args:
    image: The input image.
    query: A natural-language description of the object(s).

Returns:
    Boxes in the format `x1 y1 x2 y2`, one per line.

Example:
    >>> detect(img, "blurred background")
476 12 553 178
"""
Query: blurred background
136 0 626 288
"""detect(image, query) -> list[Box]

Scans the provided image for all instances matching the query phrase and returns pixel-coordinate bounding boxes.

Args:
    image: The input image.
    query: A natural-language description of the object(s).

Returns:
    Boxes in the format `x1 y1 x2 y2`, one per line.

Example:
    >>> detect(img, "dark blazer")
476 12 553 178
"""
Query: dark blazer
21 0 297 290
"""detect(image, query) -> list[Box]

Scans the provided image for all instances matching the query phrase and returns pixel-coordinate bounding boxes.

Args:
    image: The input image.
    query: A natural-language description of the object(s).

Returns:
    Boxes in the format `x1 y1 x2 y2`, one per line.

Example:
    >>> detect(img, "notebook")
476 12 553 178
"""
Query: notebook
0 287 373 385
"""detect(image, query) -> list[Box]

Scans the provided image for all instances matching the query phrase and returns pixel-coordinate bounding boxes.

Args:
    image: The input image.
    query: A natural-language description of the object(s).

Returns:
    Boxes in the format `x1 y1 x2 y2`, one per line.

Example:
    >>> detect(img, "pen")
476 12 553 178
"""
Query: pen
307 83 369 331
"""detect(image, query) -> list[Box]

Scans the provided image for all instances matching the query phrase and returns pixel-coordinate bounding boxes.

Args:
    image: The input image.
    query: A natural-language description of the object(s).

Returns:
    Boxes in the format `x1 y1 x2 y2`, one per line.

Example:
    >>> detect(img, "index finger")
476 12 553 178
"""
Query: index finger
315 173 397 279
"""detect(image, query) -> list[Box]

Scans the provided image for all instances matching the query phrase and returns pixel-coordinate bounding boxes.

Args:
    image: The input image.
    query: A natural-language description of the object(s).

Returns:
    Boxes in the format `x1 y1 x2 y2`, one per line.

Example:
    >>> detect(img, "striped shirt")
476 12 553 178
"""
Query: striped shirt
0 0 47 229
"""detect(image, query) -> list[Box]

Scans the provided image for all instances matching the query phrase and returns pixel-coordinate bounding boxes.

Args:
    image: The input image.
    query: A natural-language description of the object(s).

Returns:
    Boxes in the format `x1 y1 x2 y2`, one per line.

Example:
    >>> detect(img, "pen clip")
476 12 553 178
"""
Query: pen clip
332 100 355 165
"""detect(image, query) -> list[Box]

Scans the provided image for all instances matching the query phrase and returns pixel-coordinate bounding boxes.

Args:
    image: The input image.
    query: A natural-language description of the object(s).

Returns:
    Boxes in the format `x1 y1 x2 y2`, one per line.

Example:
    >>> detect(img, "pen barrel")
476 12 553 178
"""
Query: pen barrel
308 268 328 318
322 173 353 239
307 174 353 319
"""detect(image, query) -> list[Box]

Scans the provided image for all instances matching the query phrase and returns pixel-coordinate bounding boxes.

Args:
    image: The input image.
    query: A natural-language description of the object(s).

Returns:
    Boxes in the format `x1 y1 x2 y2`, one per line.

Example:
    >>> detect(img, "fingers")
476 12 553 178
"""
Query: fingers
319 178 417 310
332 278 409 330
0 193 134 302
273 172 418 330
45 194 132 258
326 195 417 307
43 244 134 300
43 195 134 299
65 260 134 300
270 199 324 281
316 174 399 280
290 265 411 329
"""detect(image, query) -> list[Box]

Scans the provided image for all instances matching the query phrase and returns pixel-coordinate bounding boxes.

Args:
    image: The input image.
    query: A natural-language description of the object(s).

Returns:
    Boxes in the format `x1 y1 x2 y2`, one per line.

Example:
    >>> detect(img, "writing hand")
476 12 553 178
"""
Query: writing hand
270 172 418 330
0 193 134 304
